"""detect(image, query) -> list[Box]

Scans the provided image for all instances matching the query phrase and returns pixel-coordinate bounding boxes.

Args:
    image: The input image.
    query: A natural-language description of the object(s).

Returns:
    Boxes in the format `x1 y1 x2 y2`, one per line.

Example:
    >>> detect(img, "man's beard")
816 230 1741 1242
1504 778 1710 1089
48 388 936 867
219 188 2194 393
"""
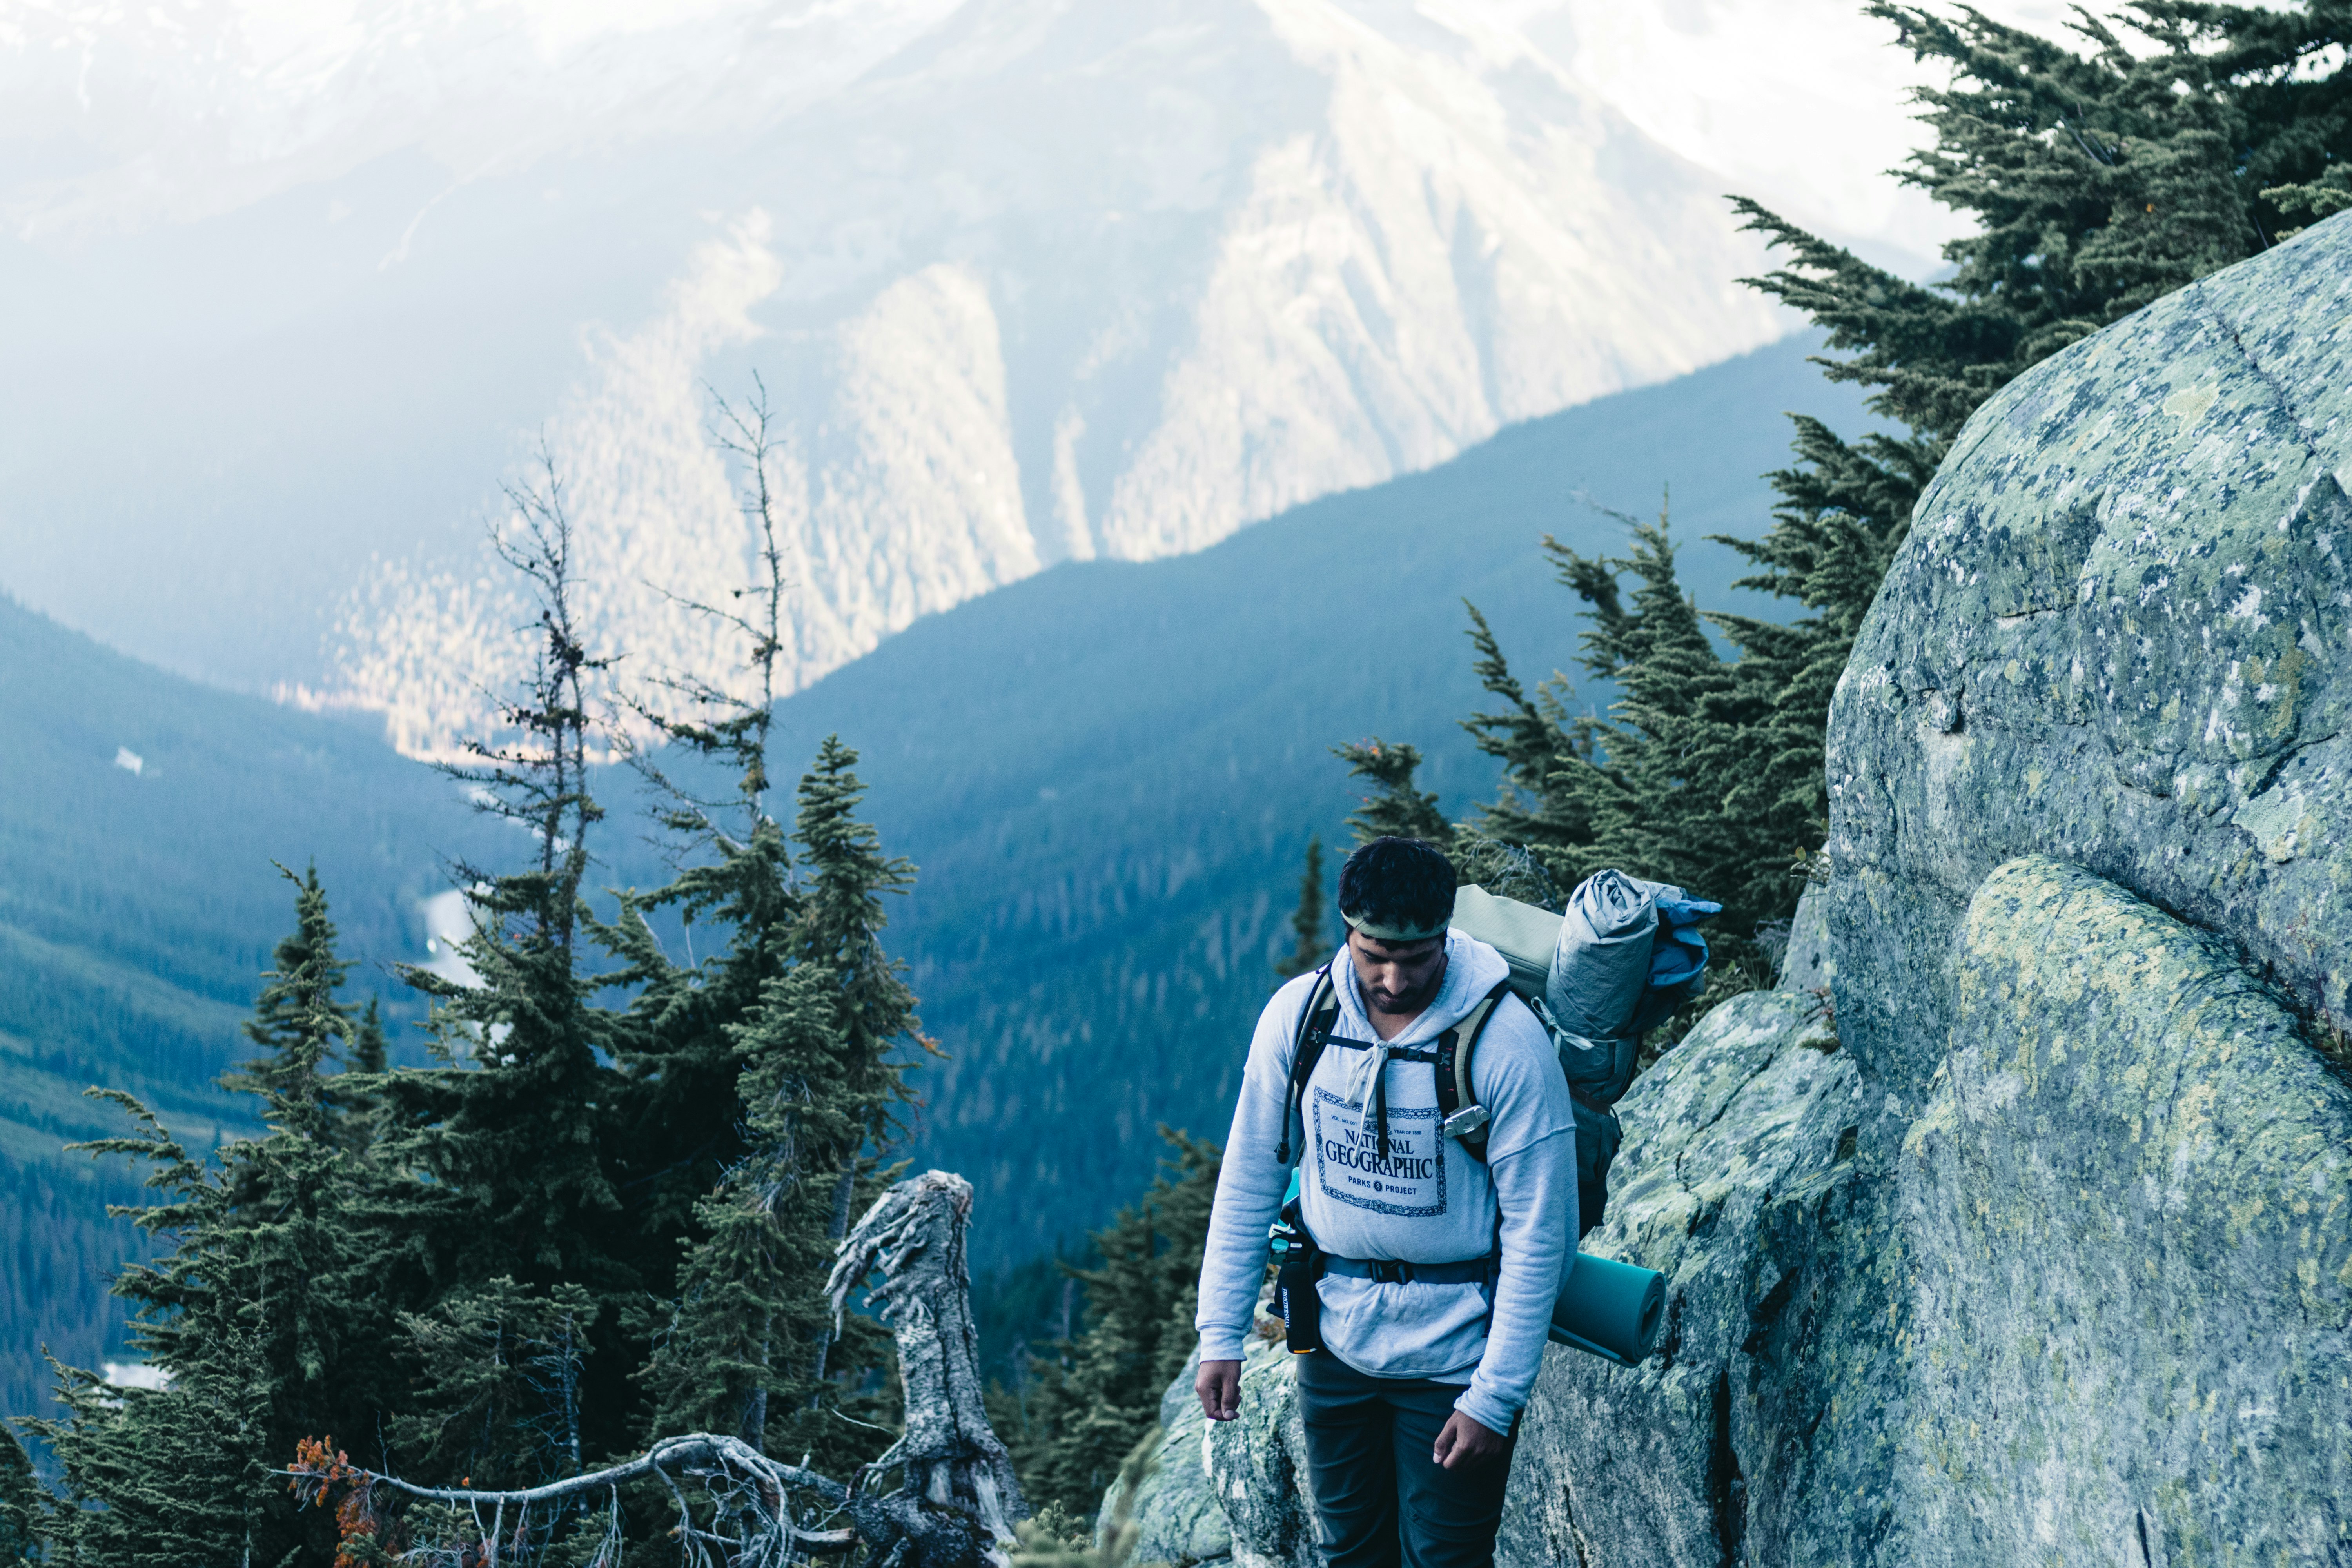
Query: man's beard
1368 969 1444 1015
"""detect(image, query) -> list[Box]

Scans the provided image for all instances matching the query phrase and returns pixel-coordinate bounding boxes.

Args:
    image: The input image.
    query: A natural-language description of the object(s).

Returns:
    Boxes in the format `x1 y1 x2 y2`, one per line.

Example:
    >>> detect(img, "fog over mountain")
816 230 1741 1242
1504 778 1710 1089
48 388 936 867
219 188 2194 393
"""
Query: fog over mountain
0 0 2056 755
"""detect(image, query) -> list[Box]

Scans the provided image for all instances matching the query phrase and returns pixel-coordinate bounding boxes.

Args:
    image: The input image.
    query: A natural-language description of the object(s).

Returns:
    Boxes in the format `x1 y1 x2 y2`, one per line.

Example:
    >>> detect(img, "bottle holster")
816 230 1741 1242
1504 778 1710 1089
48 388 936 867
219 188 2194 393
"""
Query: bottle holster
1271 1195 1325 1354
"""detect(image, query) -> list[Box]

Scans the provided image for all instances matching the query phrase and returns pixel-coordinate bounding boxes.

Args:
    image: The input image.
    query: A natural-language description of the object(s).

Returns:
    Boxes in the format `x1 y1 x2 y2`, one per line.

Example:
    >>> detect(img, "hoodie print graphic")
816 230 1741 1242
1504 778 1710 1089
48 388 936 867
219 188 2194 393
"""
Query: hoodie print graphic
1312 1083 1447 1217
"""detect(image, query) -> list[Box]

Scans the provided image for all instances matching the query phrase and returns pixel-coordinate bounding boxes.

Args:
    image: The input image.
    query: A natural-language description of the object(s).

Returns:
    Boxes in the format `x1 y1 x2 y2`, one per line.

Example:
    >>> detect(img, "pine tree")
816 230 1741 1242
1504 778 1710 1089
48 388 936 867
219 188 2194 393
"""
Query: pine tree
608 392 930 1468
0 1425 42 1565
633 700 924 1471
1011 1132 1219 1519
36 1332 272 1568
1272 837 1328 981
29 871 394 1566
1332 740 1452 847
770 737 929 1459
608 381 804 1283
370 448 637 1470
642 958 849 1450
389 1277 602 1489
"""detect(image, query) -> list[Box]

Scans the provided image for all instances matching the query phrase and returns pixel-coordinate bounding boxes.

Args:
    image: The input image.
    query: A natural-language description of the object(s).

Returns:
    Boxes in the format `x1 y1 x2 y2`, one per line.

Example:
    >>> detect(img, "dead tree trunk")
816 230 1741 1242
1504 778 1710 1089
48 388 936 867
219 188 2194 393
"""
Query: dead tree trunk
827 1169 1028 1566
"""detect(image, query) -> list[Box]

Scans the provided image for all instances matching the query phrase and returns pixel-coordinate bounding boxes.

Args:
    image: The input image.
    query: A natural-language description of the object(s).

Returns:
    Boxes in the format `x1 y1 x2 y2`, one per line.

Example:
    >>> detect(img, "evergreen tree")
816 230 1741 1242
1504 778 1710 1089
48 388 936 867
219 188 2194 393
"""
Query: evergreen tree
373 452 636 1465
607 382 804 1283
1011 1132 1219 1519
0 1425 43 1565
610 394 929 1468
389 1277 601 1489
1468 499 1800 952
325 997 390 1153
770 737 929 1457
1272 837 1328 981
29 871 393 1566
1332 740 1452 847
630 724 922 1473
642 960 847 1449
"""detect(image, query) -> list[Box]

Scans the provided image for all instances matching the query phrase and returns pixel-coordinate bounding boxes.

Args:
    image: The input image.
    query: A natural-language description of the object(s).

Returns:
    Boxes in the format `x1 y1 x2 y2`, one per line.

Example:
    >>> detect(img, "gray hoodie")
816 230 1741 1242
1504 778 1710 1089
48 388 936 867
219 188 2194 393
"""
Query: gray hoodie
1194 931 1576 1435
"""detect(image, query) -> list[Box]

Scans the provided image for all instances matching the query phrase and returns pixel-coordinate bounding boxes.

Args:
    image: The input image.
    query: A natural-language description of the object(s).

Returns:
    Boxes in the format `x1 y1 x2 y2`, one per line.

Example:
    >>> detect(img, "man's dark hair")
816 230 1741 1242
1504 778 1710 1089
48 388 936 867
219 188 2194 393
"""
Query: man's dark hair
1337 837 1456 938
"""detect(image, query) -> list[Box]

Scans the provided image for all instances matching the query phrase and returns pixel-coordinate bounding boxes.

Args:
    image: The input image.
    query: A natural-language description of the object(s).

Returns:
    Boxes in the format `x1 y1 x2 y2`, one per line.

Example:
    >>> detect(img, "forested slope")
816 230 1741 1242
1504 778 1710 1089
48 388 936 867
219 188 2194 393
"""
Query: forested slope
0 601 496 1417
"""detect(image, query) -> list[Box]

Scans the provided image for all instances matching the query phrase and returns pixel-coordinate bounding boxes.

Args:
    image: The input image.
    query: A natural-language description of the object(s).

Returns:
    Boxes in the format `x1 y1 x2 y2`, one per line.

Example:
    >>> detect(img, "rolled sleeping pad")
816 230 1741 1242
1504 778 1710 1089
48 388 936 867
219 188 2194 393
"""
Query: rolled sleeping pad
1548 869 1657 1042
1548 1251 1666 1366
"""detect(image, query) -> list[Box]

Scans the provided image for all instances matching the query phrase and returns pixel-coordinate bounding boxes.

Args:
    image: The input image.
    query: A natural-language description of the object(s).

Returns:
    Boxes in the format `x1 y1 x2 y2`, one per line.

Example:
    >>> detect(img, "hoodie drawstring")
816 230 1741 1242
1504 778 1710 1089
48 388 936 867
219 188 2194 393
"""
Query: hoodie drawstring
1346 1038 1395 1164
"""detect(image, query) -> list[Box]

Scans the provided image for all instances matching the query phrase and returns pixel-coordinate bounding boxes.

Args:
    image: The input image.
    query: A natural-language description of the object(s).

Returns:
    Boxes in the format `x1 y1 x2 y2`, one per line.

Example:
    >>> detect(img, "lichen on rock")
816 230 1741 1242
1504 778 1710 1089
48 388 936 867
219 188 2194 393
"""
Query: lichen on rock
1105 1325 1311 1568
1899 856 2352 1564
1497 988 1860 1568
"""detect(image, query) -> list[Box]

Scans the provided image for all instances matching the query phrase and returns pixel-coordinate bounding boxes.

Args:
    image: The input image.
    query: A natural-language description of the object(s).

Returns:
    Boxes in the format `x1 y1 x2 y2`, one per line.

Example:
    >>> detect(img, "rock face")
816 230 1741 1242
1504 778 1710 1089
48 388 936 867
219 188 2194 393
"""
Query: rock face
1495 990 1858 1568
1828 211 2352 1086
1105 1334 1314 1568
1799 208 2352 1563
1902 857 2351 1562
1112 216 2352 1566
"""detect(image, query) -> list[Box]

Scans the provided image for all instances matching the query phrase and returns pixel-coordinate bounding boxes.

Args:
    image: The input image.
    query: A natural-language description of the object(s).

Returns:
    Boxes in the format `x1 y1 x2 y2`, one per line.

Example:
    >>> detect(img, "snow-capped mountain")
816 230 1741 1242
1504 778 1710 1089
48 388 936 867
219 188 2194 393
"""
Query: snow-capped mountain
2 0 1788 755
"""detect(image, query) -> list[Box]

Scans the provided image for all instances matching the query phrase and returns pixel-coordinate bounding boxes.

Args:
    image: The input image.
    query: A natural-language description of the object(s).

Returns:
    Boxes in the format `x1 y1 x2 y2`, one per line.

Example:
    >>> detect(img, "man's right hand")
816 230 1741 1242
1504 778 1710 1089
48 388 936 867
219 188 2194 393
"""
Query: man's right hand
1196 1359 1242 1421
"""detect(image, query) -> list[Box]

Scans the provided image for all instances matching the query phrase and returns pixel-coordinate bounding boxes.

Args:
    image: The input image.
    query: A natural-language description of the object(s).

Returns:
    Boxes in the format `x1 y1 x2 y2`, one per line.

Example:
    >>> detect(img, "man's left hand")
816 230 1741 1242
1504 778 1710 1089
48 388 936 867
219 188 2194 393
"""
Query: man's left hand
1432 1410 1508 1470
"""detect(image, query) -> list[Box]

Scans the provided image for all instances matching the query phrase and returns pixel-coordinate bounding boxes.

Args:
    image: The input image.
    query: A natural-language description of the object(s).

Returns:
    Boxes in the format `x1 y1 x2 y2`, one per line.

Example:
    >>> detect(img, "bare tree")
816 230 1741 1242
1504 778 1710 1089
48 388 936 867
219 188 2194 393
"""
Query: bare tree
443 438 613 952
627 376 795 849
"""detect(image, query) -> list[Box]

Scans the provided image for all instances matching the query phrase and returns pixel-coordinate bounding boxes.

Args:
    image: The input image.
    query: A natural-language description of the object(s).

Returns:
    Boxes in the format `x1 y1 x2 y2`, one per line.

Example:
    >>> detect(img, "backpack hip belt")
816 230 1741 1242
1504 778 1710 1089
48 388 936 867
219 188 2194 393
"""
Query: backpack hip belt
1319 1253 1499 1286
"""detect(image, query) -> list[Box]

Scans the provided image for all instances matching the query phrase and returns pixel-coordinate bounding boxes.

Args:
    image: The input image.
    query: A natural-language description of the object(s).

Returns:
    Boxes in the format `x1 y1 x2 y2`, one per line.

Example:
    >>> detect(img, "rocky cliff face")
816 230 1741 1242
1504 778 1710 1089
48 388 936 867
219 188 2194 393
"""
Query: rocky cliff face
1111 214 2352 1567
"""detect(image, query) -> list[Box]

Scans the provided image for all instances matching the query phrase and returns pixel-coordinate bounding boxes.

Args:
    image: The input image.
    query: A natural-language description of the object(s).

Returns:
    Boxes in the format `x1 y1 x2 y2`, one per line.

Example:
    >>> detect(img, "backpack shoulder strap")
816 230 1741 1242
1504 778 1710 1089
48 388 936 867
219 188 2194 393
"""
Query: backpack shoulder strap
1434 979 1515 1163
1274 966 1341 1165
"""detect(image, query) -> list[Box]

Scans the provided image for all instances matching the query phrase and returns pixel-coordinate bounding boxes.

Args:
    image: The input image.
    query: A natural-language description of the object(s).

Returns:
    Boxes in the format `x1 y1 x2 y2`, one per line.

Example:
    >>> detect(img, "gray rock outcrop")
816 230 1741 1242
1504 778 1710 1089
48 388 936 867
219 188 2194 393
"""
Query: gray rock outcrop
1495 990 1858 1568
1111 215 2352 1566
1901 857 2351 1561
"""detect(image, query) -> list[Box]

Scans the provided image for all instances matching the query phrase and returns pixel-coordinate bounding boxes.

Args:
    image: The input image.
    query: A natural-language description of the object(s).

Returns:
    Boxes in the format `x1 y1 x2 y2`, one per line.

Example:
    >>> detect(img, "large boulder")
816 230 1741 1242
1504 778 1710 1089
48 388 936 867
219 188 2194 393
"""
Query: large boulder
1105 1331 1314 1568
1797 209 2352 1561
1898 857 2352 1563
1096 1347 1236 1568
1496 989 1860 1568
1827 211 2352 1103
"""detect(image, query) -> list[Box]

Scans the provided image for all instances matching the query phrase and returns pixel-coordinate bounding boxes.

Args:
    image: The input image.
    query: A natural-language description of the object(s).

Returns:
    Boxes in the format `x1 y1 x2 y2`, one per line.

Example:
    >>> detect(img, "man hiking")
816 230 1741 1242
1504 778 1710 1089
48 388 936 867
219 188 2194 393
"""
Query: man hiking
1194 836 1575 1568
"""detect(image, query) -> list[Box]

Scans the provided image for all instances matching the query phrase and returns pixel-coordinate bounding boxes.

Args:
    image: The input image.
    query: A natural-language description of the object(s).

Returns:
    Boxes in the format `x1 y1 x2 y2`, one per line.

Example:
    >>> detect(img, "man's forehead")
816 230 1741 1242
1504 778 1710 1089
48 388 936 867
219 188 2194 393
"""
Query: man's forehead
1350 930 1444 960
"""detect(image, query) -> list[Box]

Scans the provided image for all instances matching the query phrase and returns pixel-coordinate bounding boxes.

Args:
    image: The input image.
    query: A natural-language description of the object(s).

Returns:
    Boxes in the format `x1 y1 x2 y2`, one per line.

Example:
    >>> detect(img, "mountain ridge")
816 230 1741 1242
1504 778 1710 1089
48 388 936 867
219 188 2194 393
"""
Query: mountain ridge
3 0 1785 739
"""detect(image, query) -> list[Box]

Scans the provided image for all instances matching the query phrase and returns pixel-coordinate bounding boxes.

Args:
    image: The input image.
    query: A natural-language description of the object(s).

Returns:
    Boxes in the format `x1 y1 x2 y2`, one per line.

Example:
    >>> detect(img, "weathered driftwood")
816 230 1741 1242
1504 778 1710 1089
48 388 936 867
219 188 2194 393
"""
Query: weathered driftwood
828 1169 1029 1562
285 1169 1025 1568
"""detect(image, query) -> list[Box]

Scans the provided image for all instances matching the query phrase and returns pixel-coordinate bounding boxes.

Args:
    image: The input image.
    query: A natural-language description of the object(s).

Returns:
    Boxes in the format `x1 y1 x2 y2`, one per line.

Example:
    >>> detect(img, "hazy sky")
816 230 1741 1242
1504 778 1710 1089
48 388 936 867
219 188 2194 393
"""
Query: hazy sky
5 0 2072 268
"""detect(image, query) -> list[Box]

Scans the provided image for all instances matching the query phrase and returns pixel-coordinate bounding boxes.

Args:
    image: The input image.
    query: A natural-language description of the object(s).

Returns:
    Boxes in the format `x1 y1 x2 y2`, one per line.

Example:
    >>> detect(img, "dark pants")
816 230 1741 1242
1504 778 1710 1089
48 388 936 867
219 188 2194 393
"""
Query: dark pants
1294 1350 1517 1568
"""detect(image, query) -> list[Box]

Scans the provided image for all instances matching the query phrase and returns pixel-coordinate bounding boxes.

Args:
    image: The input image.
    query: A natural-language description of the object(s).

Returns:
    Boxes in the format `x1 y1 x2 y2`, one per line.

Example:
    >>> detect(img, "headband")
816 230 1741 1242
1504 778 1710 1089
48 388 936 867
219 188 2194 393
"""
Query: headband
1343 910 1451 944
